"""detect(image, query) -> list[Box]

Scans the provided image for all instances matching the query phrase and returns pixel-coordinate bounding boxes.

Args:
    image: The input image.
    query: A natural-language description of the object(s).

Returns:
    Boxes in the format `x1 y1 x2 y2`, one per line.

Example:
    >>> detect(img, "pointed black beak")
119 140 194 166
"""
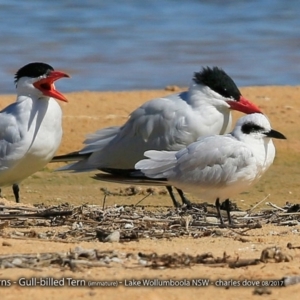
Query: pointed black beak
265 129 286 140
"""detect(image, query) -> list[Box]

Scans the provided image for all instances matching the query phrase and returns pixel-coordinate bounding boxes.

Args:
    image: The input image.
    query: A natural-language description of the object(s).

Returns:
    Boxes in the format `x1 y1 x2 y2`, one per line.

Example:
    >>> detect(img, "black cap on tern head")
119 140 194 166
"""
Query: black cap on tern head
193 66 241 101
14 62 54 84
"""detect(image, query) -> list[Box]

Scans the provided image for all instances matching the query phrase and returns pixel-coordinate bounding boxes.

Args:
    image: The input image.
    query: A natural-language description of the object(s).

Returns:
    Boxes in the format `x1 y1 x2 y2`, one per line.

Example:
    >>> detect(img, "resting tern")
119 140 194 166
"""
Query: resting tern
53 67 262 207
0 62 69 202
94 113 286 224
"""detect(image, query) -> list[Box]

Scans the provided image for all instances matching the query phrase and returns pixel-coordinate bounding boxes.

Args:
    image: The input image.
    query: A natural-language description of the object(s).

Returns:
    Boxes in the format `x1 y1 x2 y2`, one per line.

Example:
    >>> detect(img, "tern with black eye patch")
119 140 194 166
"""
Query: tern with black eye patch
93 113 286 225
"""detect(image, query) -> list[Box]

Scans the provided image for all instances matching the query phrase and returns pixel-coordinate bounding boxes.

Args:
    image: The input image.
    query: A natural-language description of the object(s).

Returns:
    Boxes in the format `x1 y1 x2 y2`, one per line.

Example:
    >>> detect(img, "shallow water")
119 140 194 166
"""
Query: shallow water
0 0 299 94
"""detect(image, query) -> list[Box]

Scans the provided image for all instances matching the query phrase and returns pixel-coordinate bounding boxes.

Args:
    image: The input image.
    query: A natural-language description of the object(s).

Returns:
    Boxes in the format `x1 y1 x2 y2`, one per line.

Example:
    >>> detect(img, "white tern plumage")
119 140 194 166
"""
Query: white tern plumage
0 62 69 202
53 67 262 207
94 113 286 224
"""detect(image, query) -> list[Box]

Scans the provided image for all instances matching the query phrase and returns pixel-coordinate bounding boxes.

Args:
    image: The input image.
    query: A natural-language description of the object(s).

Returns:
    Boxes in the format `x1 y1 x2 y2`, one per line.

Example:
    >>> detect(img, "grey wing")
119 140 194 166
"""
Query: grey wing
110 94 193 148
79 126 121 154
86 93 196 168
77 95 189 154
0 111 23 170
168 136 255 187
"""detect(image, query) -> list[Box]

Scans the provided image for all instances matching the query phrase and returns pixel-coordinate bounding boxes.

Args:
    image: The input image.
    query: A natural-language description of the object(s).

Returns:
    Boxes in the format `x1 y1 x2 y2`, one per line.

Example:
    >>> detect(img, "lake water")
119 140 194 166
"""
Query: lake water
0 0 299 94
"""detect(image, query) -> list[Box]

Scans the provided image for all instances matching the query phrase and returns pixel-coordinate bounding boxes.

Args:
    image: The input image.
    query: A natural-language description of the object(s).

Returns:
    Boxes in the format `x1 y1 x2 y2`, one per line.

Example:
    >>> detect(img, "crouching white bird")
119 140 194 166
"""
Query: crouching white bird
0 62 70 202
93 113 286 224
52 67 262 207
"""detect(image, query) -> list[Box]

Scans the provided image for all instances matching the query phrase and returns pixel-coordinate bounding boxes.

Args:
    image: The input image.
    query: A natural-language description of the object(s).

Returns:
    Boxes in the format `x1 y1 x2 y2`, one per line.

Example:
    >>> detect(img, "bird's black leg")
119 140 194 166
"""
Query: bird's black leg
0 188 2 198
12 184 20 203
176 188 192 208
215 198 225 225
223 199 232 225
166 185 181 208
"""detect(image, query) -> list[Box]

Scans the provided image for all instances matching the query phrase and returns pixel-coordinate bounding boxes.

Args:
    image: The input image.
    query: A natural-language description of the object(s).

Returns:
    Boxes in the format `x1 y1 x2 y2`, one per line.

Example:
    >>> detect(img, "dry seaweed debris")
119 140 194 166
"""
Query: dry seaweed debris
0 245 293 272
0 200 300 244
260 246 293 263
0 201 299 282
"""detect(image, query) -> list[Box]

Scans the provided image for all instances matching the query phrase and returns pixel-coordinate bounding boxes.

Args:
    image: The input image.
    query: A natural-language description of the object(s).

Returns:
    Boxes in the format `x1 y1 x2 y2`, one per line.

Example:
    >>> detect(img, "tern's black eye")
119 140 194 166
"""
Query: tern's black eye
193 66 241 101
241 122 264 134
14 62 54 84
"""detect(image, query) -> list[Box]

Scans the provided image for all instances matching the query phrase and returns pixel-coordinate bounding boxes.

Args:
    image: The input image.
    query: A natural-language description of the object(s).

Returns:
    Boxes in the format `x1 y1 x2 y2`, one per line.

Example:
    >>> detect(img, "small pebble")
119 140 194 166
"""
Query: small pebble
12 258 23 266
2 241 12 247
124 223 134 229
205 217 219 224
104 231 120 243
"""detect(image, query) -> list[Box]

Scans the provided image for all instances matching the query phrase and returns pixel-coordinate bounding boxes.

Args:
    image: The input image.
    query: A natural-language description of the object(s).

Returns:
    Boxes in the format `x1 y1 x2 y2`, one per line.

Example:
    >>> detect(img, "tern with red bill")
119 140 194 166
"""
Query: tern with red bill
53 66 262 207
0 62 70 202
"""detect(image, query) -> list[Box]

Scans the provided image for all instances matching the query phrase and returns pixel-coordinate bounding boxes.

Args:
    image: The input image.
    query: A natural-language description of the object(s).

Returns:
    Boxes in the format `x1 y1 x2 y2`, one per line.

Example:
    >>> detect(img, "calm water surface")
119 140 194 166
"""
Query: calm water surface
0 0 299 94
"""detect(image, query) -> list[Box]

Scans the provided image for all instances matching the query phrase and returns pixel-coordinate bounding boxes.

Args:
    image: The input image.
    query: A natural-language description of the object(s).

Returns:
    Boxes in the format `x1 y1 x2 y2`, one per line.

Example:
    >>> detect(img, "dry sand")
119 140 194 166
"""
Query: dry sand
0 86 300 299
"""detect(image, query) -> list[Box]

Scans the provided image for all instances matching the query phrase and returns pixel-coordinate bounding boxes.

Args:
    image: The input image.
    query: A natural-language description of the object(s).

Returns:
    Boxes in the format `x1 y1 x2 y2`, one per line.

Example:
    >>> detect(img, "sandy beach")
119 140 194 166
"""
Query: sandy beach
0 86 300 300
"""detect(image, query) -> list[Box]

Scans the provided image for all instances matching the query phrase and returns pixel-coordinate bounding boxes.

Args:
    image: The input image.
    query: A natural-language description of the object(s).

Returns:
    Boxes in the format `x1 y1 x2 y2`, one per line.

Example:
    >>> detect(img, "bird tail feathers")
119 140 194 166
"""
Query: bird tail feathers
93 172 167 186
135 150 177 179
51 151 89 163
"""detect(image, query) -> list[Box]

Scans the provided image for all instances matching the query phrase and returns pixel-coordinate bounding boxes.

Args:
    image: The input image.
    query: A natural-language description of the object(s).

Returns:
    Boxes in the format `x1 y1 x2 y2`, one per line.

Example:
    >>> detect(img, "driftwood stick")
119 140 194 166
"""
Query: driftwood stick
278 212 300 216
247 194 270 215
0 210 72 219
228 258 261 268
135 192 152 206
0 205 39 211
265 202 285 211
